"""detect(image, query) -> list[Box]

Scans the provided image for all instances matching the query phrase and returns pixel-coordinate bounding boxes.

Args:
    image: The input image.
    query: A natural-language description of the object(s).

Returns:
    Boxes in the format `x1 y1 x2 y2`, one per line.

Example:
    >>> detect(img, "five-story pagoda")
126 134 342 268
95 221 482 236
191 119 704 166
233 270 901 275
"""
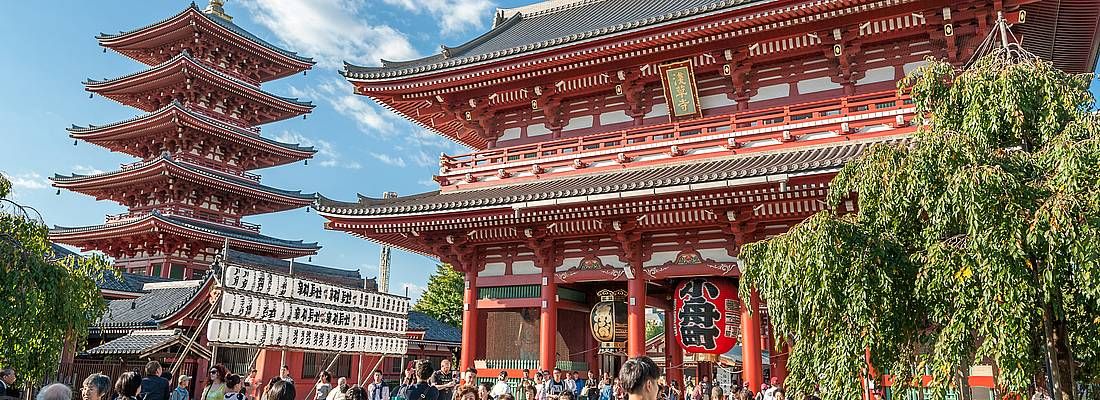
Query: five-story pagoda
51 0 321 279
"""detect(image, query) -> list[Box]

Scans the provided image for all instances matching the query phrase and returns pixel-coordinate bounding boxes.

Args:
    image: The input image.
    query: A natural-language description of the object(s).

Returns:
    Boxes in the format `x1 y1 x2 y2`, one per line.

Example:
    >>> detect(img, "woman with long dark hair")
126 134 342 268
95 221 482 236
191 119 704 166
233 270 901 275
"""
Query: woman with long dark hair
201 364 229 400
114 371 143 400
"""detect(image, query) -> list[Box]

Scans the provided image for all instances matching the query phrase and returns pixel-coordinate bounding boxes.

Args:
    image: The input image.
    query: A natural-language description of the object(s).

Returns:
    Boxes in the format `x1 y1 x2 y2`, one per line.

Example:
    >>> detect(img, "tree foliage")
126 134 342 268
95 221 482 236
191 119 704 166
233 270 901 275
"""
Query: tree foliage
646 320 664 341
739 47 1100 400
0 174 112 386
413 264 464 327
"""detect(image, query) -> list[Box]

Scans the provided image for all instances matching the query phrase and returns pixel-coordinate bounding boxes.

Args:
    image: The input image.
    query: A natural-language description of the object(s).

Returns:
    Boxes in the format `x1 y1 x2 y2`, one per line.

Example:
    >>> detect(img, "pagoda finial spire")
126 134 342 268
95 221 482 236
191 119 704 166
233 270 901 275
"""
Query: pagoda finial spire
204 0 232 21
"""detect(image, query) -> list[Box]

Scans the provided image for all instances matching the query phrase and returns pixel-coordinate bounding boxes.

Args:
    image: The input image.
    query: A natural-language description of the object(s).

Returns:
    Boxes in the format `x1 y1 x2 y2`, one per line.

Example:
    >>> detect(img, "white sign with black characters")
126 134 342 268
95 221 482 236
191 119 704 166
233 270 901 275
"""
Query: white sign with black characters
218 291 408 335
210 264 410 354
207 319 407 354
222 265 409 315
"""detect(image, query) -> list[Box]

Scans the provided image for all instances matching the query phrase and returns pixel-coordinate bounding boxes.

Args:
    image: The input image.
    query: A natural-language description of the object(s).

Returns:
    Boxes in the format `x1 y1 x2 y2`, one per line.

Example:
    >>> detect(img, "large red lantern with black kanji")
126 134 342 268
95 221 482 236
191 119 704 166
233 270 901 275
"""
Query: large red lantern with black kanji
673 277 740 362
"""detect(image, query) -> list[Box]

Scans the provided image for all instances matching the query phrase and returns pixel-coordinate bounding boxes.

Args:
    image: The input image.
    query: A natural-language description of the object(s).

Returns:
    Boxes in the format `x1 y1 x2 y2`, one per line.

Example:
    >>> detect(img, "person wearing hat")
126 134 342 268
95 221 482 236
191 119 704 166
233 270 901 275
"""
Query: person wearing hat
170 375 192 400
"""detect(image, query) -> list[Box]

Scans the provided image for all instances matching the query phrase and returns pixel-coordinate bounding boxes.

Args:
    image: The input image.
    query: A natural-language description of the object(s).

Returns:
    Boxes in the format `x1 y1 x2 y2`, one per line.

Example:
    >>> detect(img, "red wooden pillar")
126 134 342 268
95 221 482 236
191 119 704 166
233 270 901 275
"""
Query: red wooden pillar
772 342 788 385
741 290 764 392
540 269 558 371
460 269 479 371
626 266 646 358
664 315 684 385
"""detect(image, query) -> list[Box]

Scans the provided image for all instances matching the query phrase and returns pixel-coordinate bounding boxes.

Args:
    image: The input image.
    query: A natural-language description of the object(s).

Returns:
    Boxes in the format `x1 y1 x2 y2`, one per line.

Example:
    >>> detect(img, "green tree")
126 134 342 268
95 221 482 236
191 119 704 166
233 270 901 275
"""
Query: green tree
413 264 464 327
739 45 1100 400
0 174 112 386
646 320 664 341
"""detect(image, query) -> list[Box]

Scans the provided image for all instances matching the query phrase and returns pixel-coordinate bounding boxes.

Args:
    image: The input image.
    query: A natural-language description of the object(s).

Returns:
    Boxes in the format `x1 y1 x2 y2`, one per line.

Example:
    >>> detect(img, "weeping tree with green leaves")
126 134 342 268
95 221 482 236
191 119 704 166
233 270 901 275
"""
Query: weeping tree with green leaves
413 264 465 327
738 40 1100 400
0 174 113 386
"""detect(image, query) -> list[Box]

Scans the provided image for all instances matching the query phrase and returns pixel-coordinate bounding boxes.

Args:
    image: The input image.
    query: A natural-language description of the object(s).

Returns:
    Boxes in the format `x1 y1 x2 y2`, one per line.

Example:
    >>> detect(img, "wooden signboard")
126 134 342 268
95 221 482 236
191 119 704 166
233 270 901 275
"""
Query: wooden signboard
658 60 704 122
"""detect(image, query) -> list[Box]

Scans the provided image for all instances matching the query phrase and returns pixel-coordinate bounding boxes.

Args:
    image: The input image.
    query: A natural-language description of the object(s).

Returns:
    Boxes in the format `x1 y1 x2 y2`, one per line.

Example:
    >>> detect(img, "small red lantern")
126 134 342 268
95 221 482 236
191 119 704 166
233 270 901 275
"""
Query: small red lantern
672 277 740 362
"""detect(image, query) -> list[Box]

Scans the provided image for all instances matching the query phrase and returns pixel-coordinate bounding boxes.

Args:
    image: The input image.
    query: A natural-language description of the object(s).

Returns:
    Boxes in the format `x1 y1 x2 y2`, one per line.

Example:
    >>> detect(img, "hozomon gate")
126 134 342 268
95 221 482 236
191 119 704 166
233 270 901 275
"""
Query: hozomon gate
316 0 1100 391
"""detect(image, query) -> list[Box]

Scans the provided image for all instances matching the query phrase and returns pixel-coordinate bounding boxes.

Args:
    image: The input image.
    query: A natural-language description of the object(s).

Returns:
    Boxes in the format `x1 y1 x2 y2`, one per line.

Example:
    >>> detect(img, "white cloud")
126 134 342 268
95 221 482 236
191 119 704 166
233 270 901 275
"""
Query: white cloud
381 0 495 34
239 0 419 69
7 172 48 190
370 153 408 168
411 151 436 167
417 179 439 188
71 165 105 175
289 80 401 137
274 131 361 169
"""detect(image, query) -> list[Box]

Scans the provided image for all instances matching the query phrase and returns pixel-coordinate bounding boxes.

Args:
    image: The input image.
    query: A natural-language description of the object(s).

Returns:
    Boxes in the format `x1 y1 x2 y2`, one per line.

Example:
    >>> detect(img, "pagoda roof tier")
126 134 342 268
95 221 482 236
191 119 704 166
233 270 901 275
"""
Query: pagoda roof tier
97 4 314 83
317 137 899 258
50 211 320 260
68 102 316 169
85 52 314 126
52 154 315 215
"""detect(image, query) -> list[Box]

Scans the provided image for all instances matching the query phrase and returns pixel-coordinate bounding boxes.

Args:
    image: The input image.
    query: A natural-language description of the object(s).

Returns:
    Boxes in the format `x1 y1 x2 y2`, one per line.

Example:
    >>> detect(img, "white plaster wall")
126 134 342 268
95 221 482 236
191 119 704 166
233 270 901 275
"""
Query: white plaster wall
479 262 507 277
562 115 594 132
796 77 843 94
645 102 669 118
903 60 928 74
528 123 551 137
599 110 633 125
512 260 539 275
500 127 522 141
858 66 896 85
700 93 737 110
750 83 790 102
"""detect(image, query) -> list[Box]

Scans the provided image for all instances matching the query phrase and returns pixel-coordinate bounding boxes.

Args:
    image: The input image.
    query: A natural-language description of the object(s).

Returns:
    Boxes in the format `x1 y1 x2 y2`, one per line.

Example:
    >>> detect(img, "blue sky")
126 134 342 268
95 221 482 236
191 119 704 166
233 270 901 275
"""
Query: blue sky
0 0 532 301
1 1 1098 302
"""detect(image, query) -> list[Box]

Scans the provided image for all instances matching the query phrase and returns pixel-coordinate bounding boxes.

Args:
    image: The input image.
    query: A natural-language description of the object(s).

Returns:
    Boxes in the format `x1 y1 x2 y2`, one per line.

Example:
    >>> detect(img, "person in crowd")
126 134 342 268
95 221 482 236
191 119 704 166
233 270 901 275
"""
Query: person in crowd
533 373 545 400
571 372 584 399
141 361 170 400
490 371 510 400
665 380 679 400
37 383 72 400
431 360 458 400
82 373 111 400
682 379 694 400
265 381 295 400
345 386 367 400
709 387 722 400
753 384 766 400
771 391 783 400
170 375 191 400
245 370 261 400
697 377 711 400
557 392 573 400
581 372 598 400
224 374 246 400
761 378 779 400
201 364 229 400
279 366 294 385
545 369 568 400
523 386 537 400
499 395 515 400
329 377 350 400
617 357 659 400
367 370 390 400
262 377 282 400
478 382 493 400
456 387 478 400
316 371 334 400
613 379 626 400
116 371 144 400
598 378 613 400
1 368 19 399
460 368 478 393
561 373 574 399
406 360 440 400
515 370 532 400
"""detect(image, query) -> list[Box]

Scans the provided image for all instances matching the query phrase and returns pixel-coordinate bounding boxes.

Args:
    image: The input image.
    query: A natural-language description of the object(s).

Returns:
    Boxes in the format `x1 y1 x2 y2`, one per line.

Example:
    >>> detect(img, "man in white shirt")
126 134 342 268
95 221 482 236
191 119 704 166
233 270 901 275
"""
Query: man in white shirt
491 371 512 400
367 371 391 400
761 378 779 400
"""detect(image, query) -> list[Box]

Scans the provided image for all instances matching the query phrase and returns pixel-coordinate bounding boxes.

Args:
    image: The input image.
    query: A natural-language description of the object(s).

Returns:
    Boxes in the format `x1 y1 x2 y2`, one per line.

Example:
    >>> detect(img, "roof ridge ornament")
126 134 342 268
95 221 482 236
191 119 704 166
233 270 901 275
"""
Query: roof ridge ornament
204 0 232 21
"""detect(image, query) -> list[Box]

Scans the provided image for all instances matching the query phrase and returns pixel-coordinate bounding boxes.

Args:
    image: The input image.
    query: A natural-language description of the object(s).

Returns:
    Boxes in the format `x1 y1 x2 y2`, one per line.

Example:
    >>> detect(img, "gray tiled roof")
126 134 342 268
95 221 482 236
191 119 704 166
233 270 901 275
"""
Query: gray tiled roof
344 0 771 79
68 101 316 155
225 249 362 283
96 281 205 328
407 311 461 344
316 139 894 216
97 4 314 64
85 330 183 355
97 271 173 294
52 154 317 202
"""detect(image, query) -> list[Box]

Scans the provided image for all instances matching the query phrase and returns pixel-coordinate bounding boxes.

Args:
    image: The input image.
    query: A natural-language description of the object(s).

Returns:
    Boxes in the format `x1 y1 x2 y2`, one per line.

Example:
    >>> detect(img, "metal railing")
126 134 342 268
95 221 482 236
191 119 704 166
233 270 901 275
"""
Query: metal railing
438 90 913 184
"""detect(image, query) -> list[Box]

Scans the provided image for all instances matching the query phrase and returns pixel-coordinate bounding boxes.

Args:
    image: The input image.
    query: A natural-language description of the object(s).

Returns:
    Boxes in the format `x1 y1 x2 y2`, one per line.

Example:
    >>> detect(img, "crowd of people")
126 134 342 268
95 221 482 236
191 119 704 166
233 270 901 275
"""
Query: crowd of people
9 357 816 400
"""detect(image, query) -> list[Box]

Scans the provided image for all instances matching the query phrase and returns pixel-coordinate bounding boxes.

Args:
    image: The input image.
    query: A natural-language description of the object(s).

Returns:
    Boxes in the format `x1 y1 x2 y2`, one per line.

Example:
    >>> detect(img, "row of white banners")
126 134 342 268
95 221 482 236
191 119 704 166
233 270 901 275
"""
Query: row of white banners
223 265 409 315
207 319 408 354
219 291 408 335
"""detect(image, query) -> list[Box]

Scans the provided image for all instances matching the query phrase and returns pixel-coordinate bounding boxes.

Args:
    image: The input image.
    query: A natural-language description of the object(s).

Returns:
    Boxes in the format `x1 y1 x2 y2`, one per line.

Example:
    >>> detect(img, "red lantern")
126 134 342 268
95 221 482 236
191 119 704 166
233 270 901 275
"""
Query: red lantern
672 277 740 362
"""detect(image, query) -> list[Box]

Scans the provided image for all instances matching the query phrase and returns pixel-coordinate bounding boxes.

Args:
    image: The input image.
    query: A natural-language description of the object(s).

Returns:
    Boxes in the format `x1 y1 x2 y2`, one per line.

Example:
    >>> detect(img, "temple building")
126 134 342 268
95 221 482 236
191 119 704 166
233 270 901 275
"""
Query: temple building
50 0 319 279
315 0 1100 393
